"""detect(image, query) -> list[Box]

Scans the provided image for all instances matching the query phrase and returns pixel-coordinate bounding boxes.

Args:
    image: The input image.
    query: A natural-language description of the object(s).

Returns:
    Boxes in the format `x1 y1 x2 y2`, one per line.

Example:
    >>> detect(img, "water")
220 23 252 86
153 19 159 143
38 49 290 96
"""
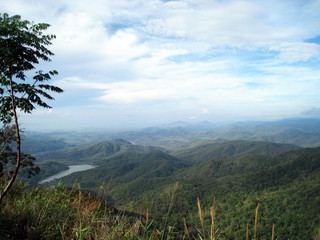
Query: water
39 164 96 184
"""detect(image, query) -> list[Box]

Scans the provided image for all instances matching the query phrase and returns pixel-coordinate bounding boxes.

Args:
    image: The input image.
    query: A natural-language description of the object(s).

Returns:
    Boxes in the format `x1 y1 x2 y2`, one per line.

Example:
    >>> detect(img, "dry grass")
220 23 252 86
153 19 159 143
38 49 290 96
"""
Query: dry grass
254 203 259 240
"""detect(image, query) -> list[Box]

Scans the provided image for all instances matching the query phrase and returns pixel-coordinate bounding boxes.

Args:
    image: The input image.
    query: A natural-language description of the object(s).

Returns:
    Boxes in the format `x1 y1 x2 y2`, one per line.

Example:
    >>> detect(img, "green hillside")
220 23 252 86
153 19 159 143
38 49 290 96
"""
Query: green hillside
47 140 320 239
35 139 164 164
148 147 320 239
26 161 69 185
21 139 72 154
61 150 189 200
173 140 300 163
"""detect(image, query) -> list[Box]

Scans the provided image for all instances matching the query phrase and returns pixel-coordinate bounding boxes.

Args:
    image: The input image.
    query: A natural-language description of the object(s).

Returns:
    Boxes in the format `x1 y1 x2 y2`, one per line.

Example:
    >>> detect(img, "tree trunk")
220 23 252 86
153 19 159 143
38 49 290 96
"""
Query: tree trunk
0 77 21 203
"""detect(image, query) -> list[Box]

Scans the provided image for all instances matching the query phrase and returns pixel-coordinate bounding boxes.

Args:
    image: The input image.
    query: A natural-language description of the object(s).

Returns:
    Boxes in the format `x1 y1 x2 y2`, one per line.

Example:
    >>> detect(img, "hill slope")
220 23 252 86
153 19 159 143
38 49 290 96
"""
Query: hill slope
61 150 189 200
173 140 300 163
54 144 320 239
36 139 164 164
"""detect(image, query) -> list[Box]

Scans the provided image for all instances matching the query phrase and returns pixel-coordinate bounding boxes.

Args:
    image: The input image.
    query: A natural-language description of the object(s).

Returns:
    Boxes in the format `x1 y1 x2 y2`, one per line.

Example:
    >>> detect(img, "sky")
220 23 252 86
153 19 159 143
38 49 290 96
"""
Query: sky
2 0 320 131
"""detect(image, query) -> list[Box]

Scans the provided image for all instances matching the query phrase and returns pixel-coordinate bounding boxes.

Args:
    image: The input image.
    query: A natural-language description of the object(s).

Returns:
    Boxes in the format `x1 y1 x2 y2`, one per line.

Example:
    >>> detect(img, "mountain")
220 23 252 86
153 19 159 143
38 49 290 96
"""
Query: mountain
202 118 320 147
25 118 320 153
20 139 72 154
103 118 320 150
158 120 217 131
53 143 320 239
35 139 165 164
26 161 69 185
60 150 189 200
173 140 300 163
32 137 320 239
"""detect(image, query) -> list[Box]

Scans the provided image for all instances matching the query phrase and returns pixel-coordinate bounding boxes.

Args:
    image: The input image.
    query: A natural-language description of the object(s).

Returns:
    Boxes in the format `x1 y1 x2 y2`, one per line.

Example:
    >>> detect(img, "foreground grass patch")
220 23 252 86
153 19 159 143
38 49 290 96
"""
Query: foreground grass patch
0 182 149 239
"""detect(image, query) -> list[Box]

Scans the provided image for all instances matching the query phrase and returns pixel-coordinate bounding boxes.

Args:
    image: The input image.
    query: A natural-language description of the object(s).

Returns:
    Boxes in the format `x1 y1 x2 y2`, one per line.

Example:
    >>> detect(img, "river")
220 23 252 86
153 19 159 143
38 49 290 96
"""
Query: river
39 164 96 184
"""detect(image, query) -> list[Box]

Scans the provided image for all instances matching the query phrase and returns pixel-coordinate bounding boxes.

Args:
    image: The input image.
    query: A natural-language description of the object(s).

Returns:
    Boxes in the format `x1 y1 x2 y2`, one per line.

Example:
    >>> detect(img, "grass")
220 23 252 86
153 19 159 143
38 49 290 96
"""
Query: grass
0 181 146 239
0 181 319 239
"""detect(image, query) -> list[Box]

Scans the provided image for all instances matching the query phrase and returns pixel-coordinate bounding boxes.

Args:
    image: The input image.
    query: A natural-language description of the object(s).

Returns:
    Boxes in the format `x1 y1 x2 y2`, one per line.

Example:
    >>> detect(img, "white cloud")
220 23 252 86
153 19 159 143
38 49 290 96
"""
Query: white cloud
30 108 53 116
202 108 209 114
271 42 320 63
3 0 320 130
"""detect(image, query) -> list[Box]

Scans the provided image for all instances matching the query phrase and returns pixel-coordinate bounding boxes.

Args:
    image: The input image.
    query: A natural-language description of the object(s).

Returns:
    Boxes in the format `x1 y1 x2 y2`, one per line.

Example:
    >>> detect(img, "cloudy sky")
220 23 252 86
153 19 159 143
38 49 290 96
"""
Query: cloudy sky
3 0 320 131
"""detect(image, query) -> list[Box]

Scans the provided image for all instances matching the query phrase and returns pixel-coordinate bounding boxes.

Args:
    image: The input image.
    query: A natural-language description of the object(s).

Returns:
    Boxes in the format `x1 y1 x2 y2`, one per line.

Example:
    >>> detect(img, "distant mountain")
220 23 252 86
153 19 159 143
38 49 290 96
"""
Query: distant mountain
16 139 72 154
103 118 320 150
27 118 320 152
200 118 320 147
36 139 164 164
158 120 217 131
140 127 190 137
157 121 192 128
173 140 300 163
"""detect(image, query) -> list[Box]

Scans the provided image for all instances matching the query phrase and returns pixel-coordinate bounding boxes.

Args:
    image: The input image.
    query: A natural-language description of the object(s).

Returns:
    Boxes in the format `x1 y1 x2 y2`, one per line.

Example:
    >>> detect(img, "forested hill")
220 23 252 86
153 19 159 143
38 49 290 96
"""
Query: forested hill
35 138 165 164
17 136 319 239
172 140 300 163
50 140 320 239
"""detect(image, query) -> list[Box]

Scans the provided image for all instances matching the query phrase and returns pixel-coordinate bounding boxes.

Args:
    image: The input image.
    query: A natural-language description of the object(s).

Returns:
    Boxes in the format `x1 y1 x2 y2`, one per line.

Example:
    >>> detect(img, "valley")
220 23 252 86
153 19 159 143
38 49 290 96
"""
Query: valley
21 118 320 239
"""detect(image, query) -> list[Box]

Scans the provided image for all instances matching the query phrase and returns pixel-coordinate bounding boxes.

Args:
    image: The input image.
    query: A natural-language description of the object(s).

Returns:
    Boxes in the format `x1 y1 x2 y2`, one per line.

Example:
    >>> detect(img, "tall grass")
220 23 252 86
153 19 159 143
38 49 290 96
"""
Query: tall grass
0 182 146 239
0 182 300 239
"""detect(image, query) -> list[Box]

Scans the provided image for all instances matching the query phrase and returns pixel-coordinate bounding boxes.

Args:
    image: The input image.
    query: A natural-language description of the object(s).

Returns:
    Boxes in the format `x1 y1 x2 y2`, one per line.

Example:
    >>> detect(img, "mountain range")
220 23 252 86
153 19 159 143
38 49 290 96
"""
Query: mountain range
31 137 320 239
19 118 320 239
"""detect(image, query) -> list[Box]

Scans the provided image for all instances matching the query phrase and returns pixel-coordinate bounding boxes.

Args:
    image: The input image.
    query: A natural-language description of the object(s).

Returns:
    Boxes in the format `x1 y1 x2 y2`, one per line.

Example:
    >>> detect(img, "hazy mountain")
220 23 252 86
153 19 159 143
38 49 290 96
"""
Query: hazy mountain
200 118 320 147
24 118 320 152
157 120 217 131
20 139 72 154
35 139 165 164
173 140 300 163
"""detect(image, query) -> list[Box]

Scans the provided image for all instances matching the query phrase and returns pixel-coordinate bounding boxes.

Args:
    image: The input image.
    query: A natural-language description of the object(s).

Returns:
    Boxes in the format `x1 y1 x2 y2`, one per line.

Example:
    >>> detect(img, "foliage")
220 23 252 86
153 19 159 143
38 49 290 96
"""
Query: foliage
52 142 320 239
0 13 63 123
0 124 39 180
0 12 63 202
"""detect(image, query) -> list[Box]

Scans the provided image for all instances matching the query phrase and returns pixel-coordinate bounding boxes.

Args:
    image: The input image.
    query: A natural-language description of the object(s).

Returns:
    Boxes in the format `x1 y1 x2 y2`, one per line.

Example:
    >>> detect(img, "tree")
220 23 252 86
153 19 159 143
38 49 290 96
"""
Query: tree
0 124 40 181
0 13 63 203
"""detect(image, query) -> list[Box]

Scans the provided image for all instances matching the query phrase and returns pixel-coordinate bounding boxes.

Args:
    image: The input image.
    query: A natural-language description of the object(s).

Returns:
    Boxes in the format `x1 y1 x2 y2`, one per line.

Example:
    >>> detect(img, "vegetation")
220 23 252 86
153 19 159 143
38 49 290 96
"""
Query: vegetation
0 125 40 181
1 148 319 239
173 140 300 163
25 161 69 186
0 13 63 202
32 139 320 239
35 139 165 164
0 182 150 239
21 139 72 154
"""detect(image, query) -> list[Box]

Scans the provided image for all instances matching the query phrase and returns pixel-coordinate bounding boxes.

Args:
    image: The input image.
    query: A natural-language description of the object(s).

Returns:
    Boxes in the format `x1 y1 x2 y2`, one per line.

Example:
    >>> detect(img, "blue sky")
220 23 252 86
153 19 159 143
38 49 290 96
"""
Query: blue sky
2 0 320 131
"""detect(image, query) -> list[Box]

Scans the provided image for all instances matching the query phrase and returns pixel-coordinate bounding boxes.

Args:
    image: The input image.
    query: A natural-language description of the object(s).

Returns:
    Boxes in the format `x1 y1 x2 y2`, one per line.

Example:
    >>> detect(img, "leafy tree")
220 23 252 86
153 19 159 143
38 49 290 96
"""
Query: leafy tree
0 124 40 181
0 13 63 202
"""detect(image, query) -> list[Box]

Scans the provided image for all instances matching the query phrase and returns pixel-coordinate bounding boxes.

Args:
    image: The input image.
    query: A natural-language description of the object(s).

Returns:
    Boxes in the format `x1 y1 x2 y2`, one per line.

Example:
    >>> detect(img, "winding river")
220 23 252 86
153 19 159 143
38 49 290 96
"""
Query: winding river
39 164 96 184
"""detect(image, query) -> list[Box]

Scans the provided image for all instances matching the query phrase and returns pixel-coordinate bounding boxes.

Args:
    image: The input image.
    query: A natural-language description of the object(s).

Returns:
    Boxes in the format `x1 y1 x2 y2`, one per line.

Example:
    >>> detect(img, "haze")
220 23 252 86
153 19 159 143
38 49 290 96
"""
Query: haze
3 0 320 131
